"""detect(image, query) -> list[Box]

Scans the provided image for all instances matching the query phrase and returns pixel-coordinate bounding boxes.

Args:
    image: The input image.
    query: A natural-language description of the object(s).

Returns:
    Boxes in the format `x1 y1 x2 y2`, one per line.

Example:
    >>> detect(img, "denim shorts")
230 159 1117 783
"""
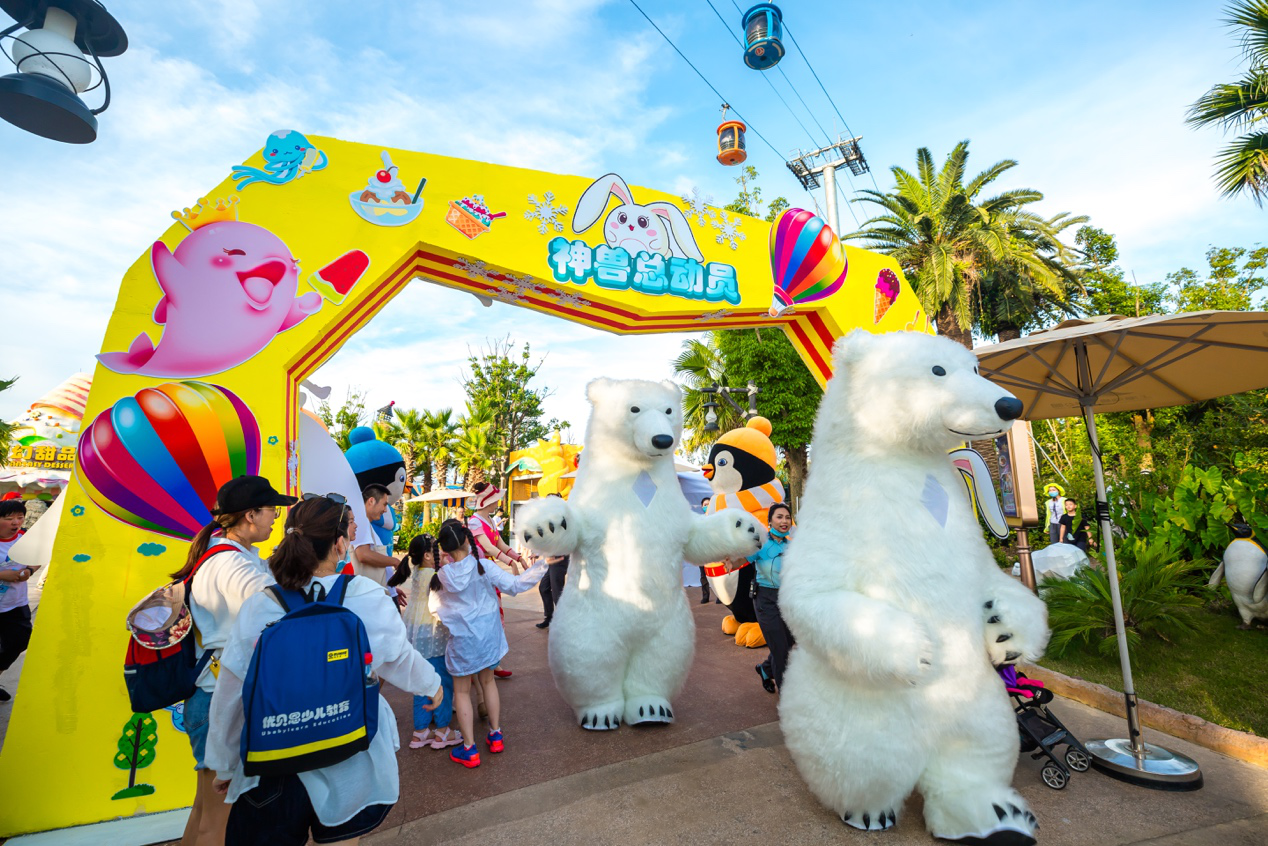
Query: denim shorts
226 774 393 846
183 688 212 769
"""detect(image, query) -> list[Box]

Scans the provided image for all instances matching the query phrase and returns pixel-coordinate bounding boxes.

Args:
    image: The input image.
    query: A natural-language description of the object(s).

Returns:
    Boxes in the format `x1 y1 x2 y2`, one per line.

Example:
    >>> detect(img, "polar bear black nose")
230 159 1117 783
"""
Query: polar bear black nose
652 434 673 449
995 397 1023 421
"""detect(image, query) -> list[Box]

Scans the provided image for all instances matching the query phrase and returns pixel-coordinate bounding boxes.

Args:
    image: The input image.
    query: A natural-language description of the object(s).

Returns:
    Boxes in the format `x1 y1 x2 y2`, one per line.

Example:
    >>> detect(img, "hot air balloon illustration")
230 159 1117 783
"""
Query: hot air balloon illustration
76 381 261 539
767 208 848 317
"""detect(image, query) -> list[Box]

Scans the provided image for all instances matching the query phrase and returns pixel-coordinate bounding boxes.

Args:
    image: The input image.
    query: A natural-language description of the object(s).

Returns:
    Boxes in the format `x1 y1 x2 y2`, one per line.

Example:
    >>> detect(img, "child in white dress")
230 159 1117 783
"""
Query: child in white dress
429 520 546 768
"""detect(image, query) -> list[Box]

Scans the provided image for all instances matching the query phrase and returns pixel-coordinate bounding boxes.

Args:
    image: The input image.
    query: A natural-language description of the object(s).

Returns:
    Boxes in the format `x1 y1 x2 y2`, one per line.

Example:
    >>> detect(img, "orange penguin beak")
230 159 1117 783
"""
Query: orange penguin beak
701 464 714 480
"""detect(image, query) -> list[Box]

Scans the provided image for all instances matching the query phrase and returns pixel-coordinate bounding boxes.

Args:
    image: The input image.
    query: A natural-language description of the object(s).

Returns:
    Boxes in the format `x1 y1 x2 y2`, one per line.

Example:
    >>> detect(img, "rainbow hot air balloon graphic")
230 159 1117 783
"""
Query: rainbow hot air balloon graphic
767 208 848 317
76 381 261 539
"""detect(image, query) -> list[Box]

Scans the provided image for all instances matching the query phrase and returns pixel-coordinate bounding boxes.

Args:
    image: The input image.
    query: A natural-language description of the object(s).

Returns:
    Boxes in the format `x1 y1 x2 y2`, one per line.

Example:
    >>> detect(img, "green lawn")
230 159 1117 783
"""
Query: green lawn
1038 602 1268 736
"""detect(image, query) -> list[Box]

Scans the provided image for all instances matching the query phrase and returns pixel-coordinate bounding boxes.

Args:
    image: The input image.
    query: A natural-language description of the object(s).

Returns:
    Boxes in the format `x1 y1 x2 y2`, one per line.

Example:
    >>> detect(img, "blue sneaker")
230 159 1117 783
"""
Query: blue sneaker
450 743 481 768
486 729 505 753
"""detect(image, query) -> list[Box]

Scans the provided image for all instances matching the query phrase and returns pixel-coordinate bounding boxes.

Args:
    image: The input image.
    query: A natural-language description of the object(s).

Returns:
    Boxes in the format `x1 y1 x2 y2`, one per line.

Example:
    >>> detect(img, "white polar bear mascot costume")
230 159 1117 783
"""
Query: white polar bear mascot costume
779 330 1050 845
518 378 765 730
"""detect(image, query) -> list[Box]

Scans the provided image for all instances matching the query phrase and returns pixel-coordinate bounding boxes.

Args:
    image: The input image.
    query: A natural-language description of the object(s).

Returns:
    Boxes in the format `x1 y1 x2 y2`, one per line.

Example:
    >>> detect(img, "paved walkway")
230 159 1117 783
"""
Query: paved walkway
7 586 1268 845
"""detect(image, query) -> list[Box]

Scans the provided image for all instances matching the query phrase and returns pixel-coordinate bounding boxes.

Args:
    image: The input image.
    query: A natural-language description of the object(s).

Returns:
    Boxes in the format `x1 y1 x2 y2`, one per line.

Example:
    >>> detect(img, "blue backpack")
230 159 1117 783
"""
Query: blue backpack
240 575 379 776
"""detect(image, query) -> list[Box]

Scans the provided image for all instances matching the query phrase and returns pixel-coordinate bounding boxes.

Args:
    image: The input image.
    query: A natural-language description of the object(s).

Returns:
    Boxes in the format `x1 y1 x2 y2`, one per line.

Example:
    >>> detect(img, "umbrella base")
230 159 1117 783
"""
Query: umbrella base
1086 738 1203 791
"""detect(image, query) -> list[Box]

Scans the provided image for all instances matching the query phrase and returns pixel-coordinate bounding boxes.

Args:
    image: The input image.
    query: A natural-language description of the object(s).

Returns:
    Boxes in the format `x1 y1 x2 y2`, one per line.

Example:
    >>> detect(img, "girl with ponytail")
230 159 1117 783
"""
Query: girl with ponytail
396 534 463 750
427 518 547 768
178 475 295 846
204 495 446 845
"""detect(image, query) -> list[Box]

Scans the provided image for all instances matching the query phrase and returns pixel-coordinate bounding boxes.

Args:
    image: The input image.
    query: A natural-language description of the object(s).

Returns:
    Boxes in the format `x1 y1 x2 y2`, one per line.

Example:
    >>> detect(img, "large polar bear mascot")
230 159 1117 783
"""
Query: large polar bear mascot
779 330 1050 845
518 378 765 730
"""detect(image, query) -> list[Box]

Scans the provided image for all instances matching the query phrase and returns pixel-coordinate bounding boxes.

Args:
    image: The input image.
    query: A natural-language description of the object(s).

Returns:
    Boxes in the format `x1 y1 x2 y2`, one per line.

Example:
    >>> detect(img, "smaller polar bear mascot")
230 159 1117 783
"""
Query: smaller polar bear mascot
779 330 1050 845
518 378 765 730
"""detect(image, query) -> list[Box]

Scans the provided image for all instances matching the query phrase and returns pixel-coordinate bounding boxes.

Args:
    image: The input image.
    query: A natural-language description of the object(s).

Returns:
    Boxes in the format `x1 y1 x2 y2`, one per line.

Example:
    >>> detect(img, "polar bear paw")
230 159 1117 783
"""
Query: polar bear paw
625 694 675 726
984 595 1047 666
929 790 1038 845
576 701 624 731
841 808 897 832
518 496 576 556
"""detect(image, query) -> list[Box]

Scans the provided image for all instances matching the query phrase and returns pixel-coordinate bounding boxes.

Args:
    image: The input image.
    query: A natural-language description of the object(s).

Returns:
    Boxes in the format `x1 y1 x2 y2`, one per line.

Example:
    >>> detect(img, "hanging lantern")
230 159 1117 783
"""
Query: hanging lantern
742 3 784 71
0 0 129 144
716 111 747 166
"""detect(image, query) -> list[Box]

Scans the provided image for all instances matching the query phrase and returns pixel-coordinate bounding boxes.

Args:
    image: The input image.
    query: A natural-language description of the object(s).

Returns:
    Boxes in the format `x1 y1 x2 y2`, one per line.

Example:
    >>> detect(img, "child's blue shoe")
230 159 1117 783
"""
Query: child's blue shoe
486 729 504 753
450 743 481 768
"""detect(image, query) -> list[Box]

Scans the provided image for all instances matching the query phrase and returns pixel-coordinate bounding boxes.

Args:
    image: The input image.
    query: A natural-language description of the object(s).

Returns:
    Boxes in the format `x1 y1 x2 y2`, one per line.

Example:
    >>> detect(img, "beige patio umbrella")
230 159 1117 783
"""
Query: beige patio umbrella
975 310 1268 790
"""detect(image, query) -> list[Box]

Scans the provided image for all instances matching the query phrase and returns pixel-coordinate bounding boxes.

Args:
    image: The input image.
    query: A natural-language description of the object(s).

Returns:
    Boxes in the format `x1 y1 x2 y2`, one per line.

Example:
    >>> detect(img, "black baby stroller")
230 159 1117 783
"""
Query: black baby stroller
998 666 1091 789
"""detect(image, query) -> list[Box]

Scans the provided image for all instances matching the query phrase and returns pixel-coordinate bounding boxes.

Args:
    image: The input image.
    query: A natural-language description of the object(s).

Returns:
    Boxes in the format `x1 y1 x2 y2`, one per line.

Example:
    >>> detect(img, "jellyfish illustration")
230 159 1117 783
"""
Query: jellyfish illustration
767 208 848 316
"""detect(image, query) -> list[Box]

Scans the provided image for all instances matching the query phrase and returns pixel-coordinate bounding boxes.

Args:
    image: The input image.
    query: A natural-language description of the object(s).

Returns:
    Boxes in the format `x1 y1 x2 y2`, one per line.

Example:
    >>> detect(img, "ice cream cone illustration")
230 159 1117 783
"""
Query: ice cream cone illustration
874 268 899 324
446 196 506 239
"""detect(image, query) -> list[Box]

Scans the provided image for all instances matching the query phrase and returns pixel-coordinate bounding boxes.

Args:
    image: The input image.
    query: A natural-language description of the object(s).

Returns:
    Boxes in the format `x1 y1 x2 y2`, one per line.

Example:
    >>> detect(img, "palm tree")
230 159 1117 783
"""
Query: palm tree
383 407 428 496
455 403 496 491
1188 1 1268 205
978 212 1089 342
425 408 458 489
672 334 741 455
850 141 1076 348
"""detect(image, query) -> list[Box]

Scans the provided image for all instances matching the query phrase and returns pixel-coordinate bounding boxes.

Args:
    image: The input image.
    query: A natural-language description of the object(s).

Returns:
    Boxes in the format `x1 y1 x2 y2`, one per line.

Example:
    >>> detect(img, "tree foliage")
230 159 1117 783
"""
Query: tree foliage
1187 1 1268 204
111 712 158 799
317 387 368 452
850 141 1083 348
461 338 566 495
0 376 17 463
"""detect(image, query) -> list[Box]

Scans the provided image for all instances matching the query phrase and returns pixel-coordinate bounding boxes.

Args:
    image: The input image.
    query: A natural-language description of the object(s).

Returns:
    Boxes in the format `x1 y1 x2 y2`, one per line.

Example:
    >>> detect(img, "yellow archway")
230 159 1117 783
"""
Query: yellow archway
0 135 926 836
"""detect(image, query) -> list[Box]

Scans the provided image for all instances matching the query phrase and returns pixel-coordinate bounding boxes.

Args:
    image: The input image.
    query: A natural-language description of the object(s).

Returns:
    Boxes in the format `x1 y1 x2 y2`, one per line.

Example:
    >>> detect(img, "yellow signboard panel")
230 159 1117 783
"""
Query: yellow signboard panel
0 134 925 836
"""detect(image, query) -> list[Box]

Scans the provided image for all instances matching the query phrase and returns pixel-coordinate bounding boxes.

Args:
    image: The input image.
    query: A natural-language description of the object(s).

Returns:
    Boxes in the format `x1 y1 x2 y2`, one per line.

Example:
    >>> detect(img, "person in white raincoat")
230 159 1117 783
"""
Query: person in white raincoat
429 519 546 768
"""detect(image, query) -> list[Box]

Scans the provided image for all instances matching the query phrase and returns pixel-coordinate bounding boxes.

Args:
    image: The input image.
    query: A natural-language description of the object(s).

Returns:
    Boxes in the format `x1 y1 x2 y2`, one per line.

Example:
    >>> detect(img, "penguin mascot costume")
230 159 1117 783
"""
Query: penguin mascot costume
702 417 784 648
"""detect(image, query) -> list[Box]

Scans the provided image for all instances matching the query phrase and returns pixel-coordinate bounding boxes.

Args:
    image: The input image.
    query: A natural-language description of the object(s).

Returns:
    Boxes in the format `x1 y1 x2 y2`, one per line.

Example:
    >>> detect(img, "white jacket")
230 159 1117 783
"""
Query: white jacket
189 538 272 692
429 555 546 675
205 573 442 825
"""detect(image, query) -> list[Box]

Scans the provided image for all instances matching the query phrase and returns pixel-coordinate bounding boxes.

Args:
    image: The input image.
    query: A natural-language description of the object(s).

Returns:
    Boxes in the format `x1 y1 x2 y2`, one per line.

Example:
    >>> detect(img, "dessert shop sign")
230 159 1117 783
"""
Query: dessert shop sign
7 444 76 470
546 238 741 306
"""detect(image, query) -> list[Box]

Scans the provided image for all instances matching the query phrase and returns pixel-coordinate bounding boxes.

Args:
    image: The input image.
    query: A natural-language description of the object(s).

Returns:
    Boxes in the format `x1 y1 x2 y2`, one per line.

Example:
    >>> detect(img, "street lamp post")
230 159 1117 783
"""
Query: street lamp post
701 381 760 433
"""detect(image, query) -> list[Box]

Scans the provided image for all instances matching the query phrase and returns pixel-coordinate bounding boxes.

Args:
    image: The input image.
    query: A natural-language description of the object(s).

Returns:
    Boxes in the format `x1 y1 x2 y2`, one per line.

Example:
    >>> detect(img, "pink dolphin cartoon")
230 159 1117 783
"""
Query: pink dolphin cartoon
97 222 322 377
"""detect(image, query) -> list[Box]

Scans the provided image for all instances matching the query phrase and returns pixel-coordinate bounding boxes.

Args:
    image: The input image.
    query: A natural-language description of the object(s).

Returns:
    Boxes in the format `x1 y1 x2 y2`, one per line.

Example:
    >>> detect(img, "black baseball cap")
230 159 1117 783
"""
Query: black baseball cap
212 475 298 514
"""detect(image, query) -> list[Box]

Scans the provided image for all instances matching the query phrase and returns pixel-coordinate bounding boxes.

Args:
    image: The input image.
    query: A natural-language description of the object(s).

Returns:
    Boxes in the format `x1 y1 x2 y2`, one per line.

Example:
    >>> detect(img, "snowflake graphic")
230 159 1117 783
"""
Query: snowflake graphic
525 192 569 234
712 211 746 250
71 505 85 517
493 288 526 305
505 273 541 293
553 291 591 308
267 435 279 446
694 309 730 322
454 258 499 284
681 187 714 226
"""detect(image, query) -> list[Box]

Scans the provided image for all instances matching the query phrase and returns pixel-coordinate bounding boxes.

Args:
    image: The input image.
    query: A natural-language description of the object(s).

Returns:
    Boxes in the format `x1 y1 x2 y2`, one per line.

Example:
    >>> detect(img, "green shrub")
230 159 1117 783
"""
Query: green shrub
1040 540 1211 658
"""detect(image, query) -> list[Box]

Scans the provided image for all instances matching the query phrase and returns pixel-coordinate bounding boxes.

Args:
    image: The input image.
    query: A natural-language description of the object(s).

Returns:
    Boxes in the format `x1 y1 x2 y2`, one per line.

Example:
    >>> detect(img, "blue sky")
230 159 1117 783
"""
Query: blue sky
1 0 1263 433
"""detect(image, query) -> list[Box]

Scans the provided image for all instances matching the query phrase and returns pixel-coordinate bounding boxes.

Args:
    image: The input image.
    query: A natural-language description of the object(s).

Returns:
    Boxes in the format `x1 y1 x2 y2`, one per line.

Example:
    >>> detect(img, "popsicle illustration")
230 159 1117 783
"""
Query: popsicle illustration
308 250 371 304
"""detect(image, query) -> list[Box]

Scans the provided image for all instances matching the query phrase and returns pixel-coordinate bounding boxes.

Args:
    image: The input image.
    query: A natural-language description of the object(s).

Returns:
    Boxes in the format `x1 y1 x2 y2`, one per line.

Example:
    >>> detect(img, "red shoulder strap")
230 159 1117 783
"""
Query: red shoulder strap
184 544 234 585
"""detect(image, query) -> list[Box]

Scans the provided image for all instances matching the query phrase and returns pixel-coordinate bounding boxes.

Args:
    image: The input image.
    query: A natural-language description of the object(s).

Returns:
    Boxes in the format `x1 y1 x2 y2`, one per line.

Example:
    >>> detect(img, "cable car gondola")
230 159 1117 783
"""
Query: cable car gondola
716 105 747 166
742 3 784 71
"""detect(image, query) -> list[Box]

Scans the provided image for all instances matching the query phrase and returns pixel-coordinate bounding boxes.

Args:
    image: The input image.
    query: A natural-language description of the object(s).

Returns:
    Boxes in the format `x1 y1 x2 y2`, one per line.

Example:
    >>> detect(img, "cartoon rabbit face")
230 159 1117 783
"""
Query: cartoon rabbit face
572 173 704 262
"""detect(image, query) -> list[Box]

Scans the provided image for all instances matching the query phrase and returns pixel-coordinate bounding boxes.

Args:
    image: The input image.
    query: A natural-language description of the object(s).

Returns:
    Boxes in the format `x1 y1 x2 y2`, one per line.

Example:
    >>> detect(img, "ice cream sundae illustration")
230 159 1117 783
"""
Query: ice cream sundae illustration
446 195 507 239
348 151 426 226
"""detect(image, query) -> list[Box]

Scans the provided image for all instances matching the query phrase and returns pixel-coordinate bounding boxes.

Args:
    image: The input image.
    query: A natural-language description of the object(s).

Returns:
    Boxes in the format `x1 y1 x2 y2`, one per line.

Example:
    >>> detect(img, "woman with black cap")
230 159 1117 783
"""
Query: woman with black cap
176 475 296 846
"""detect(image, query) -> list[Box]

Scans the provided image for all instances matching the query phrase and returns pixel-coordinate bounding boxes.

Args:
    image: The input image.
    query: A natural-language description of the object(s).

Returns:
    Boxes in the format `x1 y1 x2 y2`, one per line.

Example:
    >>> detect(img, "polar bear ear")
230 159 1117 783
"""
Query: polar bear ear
586 377 616 406
660 379 683 401
831 329 873 370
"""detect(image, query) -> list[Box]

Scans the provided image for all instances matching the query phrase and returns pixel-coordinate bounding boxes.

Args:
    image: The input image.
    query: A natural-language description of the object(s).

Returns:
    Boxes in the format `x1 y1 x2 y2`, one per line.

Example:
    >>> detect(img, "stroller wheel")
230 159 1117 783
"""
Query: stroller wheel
1042 764 1068 789
1065 748 1090 772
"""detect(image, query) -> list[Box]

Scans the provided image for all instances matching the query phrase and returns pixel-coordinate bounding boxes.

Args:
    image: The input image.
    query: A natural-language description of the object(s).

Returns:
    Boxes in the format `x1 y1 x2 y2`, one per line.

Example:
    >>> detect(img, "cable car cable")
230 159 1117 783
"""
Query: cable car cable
626 0 787 163
705 0 821 147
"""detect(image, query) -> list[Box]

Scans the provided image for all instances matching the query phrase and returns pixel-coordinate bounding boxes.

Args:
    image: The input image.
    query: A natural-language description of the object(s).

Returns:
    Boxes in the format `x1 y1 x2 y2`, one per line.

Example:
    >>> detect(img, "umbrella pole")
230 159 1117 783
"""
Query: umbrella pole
1080 403 1202 790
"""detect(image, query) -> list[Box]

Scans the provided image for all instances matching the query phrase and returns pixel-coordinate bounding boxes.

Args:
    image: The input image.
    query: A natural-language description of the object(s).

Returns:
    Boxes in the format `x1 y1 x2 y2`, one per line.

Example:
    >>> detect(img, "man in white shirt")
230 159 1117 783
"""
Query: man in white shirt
355 485 405 605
